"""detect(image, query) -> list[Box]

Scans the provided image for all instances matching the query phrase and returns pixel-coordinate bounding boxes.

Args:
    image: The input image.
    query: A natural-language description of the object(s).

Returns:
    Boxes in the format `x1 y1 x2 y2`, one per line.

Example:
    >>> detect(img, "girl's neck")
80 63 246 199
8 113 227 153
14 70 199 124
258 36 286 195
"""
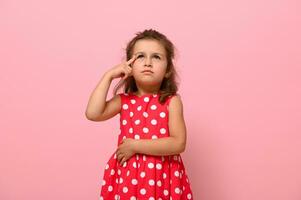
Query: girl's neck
133 90 161 97
134 84 161 97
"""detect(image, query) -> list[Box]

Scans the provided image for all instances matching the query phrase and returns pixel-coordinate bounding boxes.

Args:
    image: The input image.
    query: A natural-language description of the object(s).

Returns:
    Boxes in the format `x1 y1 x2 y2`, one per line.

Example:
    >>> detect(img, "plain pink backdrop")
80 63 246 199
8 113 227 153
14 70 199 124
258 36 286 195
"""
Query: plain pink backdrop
1 0 300 200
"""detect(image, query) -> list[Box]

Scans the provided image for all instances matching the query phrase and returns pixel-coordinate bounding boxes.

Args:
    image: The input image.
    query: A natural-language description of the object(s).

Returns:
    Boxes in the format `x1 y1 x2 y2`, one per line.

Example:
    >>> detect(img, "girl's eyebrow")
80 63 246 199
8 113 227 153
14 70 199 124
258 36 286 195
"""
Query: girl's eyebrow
135 51 164 56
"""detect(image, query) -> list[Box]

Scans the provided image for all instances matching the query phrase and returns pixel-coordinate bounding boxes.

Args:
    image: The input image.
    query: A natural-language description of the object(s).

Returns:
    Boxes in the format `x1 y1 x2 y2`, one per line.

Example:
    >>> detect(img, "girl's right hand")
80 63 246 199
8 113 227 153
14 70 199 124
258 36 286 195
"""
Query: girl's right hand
107 54 137 80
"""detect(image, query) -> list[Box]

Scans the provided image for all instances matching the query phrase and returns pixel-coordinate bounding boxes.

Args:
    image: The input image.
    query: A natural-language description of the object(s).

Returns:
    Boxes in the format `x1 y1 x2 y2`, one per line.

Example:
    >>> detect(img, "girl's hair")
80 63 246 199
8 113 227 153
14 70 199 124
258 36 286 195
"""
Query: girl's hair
113 29 179 104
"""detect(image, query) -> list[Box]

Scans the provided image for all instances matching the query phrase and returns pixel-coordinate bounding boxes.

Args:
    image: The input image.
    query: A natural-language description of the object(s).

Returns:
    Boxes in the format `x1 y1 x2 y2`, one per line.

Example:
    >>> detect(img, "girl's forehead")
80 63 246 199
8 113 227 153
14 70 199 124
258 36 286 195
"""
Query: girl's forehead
133 39 165 54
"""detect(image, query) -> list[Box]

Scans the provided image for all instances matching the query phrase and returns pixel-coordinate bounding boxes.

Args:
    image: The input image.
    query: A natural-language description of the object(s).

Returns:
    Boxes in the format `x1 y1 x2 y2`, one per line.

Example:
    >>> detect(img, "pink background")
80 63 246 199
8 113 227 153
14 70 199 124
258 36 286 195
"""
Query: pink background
1 0 300 199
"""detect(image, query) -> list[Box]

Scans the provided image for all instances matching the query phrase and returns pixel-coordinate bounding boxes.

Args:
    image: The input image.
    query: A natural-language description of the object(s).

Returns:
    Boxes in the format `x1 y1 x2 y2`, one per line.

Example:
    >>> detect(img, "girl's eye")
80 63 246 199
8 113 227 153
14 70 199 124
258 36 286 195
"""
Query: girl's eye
136 55 161 59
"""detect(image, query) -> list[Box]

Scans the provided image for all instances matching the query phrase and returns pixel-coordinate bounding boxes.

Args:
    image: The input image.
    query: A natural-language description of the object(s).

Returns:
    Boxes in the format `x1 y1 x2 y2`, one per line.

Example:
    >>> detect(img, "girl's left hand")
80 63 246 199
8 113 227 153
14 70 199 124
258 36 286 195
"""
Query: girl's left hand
115 138 137 166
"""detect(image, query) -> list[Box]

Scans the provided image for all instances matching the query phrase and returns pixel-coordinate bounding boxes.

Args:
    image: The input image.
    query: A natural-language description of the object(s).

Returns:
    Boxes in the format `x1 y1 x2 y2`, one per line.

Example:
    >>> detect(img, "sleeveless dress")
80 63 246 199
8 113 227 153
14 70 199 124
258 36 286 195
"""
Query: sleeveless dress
99 92 194 200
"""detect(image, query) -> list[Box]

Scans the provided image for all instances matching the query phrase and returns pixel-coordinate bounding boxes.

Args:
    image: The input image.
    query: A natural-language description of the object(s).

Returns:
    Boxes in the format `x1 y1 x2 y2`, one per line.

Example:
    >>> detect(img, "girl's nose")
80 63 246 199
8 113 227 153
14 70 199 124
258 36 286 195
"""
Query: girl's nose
144 57 152 67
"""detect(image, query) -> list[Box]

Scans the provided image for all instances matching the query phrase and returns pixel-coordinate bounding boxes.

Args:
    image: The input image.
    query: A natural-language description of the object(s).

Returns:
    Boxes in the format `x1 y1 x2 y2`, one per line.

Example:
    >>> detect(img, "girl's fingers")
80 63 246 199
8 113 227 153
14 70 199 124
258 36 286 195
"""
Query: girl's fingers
118 153 124 163
122 74 128 80
122 70 128 80
117 154 123 162
126 54 136 64
120 156 127 166
126 54 137 66
122 67 132 80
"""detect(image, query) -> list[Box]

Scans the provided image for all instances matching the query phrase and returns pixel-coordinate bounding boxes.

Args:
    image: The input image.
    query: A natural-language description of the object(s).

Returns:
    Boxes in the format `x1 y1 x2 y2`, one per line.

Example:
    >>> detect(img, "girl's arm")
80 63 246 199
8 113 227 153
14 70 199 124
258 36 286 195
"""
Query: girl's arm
85 55 136 121
85 72 120 121
133 95 187 156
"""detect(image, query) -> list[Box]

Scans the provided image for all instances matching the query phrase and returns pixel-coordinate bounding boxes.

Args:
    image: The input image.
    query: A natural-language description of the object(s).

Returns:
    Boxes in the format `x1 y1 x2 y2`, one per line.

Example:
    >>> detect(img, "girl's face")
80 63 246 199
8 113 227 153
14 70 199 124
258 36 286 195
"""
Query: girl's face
131 39 168 86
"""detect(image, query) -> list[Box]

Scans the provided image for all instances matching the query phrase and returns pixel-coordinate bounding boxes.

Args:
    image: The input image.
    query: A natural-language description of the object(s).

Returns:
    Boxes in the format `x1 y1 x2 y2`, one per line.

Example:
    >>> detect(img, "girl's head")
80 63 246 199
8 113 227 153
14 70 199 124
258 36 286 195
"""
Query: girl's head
113 29 179 104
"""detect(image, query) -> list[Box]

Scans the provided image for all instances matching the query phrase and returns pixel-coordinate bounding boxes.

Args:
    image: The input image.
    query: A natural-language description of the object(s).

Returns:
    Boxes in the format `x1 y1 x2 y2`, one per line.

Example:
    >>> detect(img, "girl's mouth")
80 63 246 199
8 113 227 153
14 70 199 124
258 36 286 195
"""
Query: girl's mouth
142 70 153 73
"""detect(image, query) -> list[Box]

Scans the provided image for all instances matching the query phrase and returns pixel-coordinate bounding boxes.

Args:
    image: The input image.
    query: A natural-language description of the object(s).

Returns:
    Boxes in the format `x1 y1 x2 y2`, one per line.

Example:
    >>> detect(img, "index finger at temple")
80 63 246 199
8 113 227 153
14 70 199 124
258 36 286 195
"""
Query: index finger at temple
126 54 136 65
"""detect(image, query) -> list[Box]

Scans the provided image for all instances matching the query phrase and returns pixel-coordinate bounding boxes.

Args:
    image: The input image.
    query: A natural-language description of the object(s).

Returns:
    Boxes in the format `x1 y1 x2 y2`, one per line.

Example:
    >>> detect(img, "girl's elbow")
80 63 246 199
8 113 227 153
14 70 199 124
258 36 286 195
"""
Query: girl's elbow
178 142 186 154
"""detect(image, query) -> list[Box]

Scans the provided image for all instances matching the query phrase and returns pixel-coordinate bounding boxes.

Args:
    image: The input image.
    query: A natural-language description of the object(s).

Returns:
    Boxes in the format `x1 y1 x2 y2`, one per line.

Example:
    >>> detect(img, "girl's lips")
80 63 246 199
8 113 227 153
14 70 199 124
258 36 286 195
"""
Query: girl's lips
142 70 153 73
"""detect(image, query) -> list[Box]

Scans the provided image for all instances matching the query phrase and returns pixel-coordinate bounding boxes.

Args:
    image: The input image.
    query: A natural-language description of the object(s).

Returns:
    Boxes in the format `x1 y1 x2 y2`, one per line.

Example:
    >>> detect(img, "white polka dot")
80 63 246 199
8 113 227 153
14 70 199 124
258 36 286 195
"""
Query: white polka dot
174 170 180 177
160 128 166 134
140 171 146 178
143 155 146 161
130 112 134 117
163 173 167 179
156 163 162 170
118 169 121 175
175 187 181 194
149 197 155 200
134 119 140 125
151 119 157 125
119 177 123 184
122 119 127 125
99 196 104 200
157 180 162 187
122 104 128 110
127 170 130 176
163 189 169 196
133 162 137 168
144 97 150 102
114 194 119 200
187 193 192 199
110 169 115 175
143 112 148 117
134 134 140 139
122 135 126 140
131 179 138 185
149 179 155 186
108 185 113 192
140 188 146 195
105 164 109 170
150 105 157 110
123 187 128 193
137 105 142 111
129 127 133 133
122 161 127 167
143 127 149 133
160 112 166 118
151 135 158 139
148 162 154 169
114 153 117 159
102 179 106 186
131 99 136 104
130 197 137 200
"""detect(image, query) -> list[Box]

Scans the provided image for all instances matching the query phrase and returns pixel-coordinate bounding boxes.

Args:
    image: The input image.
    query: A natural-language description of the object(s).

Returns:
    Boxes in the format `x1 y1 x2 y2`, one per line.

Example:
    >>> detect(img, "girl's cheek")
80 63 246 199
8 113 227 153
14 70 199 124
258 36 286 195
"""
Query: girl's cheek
135 59 143 63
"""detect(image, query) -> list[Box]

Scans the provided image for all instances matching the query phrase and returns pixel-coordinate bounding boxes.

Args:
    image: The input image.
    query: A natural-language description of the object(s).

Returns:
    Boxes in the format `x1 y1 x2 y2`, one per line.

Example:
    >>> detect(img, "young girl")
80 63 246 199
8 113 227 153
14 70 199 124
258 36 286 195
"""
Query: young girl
86 29 194 200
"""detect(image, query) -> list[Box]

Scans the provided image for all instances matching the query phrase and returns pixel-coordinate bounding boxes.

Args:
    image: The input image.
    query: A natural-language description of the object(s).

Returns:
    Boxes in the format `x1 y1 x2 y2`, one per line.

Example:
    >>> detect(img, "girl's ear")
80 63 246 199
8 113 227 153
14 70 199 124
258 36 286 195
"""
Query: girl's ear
165 71 171 78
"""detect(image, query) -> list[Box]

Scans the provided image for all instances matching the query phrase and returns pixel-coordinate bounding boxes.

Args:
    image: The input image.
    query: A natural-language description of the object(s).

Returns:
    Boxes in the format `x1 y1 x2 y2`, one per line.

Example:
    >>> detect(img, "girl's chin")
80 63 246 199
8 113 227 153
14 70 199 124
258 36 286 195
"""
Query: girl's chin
135 79 160 86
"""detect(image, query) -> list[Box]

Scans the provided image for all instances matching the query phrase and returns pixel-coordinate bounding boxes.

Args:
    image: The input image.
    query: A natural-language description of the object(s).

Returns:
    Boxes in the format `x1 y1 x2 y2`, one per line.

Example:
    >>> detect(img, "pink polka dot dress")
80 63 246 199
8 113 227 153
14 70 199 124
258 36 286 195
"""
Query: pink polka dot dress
99 92 194 200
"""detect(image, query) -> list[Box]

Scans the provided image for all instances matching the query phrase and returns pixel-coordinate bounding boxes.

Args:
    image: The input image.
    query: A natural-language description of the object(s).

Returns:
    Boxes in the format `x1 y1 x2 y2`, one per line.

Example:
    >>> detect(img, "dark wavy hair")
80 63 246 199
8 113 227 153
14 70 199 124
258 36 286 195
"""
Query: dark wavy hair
113 29 179 104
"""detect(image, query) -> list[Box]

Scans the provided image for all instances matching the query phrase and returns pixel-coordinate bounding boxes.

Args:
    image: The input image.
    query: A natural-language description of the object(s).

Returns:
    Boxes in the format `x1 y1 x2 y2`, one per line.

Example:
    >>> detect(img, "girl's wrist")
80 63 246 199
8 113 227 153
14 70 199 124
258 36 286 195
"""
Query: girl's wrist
103 71 114 82
132 139 140 154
